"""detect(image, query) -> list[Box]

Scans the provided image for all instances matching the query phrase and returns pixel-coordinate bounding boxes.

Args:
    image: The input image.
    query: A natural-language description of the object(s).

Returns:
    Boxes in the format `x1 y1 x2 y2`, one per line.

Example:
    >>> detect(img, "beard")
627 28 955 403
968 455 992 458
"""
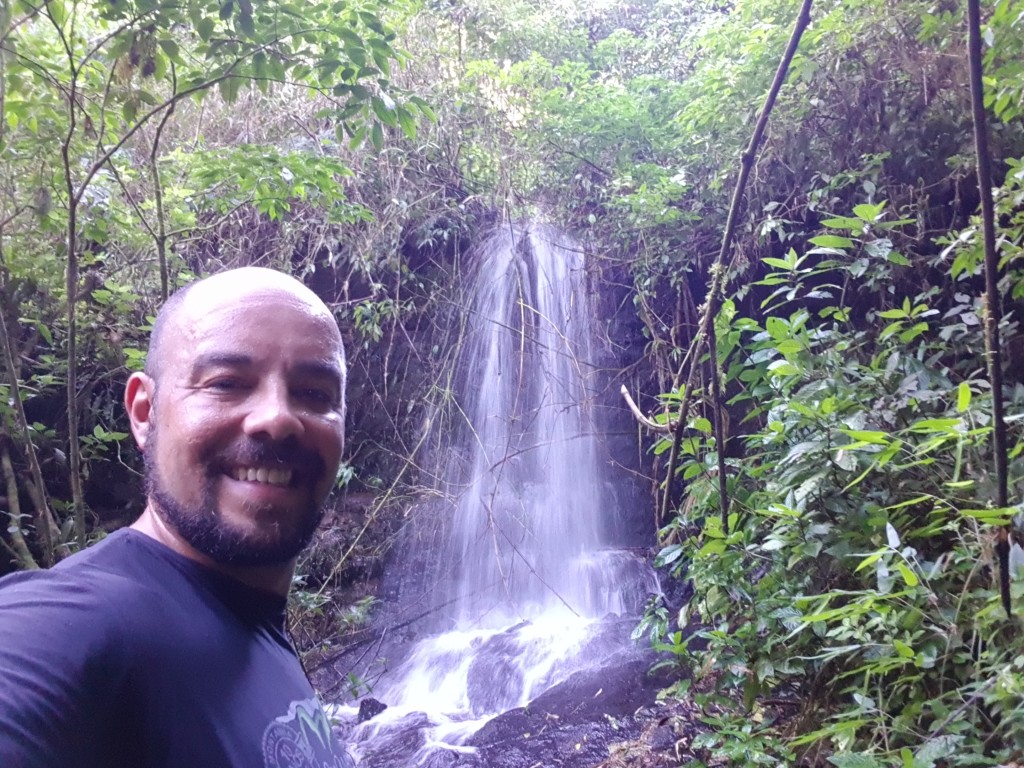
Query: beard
144 427 328 568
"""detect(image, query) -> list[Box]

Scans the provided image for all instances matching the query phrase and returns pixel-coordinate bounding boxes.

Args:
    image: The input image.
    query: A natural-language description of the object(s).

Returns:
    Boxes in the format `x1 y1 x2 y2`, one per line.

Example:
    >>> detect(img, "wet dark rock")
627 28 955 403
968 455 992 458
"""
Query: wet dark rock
465 629 527 716
416 747 466 767
472 720 615 768
595 695 713 767
647 724 676 752
348 641 679 768
466 655 524 718
356 712 431 765
357 697 388 724
463 650 675 768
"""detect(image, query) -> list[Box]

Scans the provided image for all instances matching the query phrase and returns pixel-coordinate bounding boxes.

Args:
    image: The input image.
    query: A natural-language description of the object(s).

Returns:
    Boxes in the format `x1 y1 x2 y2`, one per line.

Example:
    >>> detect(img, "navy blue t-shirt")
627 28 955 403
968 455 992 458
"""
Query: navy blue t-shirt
0 529 354 768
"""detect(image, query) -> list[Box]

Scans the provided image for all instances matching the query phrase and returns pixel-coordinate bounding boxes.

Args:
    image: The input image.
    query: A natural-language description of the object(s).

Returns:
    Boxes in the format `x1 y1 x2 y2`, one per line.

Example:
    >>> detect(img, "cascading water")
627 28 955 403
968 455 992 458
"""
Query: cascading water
348 223 658 766
448 223 608 626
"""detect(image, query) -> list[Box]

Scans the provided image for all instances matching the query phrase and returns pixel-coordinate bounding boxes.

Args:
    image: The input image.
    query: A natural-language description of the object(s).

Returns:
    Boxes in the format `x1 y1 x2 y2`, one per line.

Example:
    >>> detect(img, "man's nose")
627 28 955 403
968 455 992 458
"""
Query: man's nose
243 381 304 440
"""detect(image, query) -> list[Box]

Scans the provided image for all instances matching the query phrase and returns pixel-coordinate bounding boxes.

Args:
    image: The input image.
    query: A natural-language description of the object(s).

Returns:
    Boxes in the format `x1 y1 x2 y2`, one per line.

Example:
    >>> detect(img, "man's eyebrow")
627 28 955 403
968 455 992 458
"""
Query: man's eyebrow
190 352 253 375
293 360 344 385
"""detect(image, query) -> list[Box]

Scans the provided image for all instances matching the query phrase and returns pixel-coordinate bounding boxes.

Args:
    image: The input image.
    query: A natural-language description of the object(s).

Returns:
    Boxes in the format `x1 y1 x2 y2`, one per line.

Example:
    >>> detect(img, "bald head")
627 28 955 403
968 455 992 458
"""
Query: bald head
145 268 344 385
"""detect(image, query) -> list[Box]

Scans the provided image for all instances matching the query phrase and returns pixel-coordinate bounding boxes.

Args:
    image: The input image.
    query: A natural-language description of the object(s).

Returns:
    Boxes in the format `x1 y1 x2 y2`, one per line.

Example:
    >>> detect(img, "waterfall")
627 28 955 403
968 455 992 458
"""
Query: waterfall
349 223 658 766
446 223 607 627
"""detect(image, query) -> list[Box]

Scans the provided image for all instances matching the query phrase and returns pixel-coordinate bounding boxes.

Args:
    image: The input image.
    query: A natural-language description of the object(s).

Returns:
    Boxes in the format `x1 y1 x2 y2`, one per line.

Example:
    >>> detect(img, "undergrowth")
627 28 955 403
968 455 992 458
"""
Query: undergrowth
641 187 1024 766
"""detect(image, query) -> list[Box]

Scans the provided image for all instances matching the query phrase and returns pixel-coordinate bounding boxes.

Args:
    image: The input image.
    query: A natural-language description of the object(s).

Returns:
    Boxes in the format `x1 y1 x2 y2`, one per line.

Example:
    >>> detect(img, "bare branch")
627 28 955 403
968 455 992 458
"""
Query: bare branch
620 385 674 434
966 0 1012 617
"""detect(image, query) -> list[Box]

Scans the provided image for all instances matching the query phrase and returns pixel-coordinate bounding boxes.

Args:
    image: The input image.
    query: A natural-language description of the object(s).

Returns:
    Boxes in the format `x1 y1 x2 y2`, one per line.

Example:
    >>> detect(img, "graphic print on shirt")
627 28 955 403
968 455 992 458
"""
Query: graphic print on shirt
262 697 354 768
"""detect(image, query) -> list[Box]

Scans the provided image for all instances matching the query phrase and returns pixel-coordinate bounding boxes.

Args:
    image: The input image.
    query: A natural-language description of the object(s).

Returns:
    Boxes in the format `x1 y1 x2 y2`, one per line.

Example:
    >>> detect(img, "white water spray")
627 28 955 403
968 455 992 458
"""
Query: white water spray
447 224 608 627
350 224 657 765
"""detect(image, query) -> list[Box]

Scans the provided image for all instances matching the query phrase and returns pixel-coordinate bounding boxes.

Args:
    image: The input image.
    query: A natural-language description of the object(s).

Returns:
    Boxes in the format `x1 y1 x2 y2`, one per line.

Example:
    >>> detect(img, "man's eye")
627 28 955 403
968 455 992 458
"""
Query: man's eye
297 388 334 407
209 378 246 391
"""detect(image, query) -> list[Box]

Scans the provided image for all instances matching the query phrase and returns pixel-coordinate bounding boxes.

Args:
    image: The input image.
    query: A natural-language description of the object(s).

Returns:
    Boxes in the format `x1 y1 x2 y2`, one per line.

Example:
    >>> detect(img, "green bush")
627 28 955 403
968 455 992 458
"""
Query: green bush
646 195 1024 765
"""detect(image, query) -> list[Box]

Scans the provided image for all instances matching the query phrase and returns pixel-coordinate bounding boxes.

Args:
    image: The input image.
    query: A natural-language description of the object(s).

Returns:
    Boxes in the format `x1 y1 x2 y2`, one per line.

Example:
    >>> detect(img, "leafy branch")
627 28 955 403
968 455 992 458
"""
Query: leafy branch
657 0 815 531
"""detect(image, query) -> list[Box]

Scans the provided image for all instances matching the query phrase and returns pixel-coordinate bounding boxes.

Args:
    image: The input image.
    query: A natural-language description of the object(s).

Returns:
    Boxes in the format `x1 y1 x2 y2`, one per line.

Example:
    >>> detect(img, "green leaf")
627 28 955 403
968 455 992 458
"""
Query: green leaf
878 307 908 319
893 639 914 658
122 97 138 123
855 549 887 572
158 39 180 60
878 320 903 341
691 417 713 434
371 96 397 127
898 322 928 343
341 25 366 44
809 234 854 249
348 84 371 101
396 106 416 140
410 96 437 122
827 752 885 768
767 359 800 377
896 562 919 587
956 382 971 412
371 47 392 77
370 122 383 150
698 539 726 556
774 339 806 358
907 418 961 433
48 0 68 26
914 735 965 767
656 544 684 567
820 215 862 230
237 0 255 38
219 75 244 102
840 429 890 445
196 17 216 41
853 201 886 221
960 507 1015 524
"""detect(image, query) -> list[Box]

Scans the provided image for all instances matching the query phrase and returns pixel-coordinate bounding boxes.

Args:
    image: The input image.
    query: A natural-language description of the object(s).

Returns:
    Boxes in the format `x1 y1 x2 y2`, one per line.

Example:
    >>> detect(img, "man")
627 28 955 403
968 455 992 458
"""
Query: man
0 268 356 767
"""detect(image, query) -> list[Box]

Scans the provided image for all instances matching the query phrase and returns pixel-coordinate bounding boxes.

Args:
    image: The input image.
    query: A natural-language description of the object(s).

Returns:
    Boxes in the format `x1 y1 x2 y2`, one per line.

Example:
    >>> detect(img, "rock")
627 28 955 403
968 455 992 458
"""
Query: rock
472 718 620 768
340 609 693 767
357 697 388 723
465 630 527 716
355 711 431 766
465 649 673 768
647 724 676 751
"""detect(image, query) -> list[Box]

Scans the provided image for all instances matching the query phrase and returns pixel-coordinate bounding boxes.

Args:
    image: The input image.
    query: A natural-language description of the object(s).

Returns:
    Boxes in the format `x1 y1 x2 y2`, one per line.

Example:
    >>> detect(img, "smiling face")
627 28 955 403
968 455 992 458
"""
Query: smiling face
126 269 346 568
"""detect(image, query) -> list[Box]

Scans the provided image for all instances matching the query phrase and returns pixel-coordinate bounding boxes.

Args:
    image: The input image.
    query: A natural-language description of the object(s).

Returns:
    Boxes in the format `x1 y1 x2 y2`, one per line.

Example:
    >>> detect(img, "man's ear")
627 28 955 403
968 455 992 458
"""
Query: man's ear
125 372 156 450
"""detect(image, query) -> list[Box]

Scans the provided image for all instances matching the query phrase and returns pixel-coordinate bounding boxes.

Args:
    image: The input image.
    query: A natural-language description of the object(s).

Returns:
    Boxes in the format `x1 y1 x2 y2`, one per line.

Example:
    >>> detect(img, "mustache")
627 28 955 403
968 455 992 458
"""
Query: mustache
212 437 326 478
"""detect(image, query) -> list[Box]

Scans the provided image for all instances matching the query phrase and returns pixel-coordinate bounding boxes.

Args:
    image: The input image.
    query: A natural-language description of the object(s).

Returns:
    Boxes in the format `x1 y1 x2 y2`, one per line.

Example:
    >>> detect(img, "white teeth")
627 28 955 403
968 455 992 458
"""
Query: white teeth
232 467 293 486
268 468 290 485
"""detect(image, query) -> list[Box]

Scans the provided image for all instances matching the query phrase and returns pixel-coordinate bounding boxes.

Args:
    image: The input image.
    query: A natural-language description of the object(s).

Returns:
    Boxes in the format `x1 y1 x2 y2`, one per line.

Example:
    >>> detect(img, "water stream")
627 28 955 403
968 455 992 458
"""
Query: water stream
345 224 657 766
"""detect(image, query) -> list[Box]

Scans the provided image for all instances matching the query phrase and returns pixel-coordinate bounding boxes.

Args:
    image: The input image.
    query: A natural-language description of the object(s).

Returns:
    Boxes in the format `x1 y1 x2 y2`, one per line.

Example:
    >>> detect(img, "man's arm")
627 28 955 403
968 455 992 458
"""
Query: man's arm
0 570 124 767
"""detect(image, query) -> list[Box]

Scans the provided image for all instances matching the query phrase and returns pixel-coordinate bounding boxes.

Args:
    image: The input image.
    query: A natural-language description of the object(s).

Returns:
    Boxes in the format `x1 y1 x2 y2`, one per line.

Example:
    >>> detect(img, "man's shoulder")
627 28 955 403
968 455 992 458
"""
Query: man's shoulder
55 526 153 572
0 529 173 617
